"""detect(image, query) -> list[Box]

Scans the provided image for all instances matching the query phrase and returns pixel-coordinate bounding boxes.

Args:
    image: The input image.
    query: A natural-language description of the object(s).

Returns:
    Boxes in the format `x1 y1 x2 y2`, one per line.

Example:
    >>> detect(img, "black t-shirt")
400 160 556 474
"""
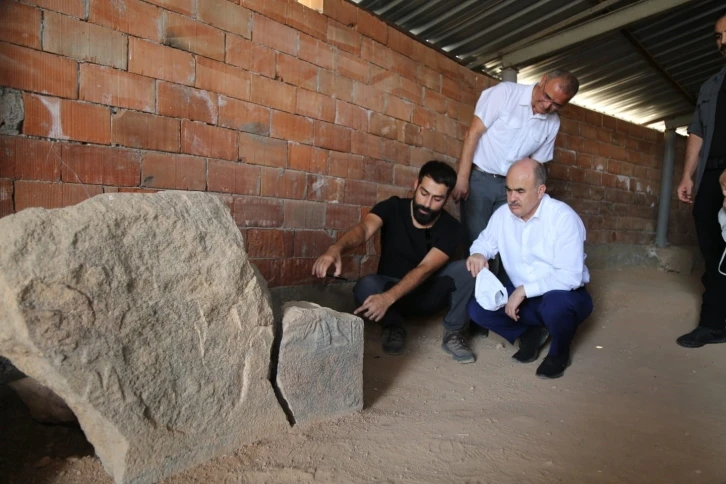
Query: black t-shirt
708 74 726 158
370 196 462 279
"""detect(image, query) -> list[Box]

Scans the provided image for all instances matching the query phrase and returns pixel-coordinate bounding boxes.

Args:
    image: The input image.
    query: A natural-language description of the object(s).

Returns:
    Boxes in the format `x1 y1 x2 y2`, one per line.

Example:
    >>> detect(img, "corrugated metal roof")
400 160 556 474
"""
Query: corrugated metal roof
354 0 725 129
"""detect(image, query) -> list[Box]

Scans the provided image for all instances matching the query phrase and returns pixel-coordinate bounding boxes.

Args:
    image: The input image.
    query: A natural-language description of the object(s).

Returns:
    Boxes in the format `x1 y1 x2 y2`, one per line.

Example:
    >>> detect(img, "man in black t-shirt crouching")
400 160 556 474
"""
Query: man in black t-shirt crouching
312 161 476 363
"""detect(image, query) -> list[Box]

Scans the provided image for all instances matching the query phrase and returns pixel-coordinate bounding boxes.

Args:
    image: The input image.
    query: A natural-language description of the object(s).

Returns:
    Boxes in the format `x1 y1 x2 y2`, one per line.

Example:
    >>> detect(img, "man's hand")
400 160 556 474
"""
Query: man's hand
452 176 470 203
466 253 488 277
505 286 527 321
720 169 726 199
677 176 694 204
312 248 342 278
354 293 395 322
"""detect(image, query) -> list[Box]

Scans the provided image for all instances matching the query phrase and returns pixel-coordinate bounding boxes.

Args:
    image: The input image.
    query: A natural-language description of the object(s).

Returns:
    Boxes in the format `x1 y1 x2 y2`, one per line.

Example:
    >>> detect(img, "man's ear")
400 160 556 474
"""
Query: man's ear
537 184 547 199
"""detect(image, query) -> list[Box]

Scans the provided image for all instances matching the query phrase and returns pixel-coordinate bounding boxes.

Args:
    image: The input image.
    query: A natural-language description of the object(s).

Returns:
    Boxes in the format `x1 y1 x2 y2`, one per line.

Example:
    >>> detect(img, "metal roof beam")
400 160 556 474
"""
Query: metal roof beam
500 0 693 68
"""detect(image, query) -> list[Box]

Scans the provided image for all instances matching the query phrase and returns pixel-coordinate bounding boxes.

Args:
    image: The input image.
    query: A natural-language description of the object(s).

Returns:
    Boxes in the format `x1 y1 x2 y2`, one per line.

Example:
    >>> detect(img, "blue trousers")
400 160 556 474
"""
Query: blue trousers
467 282 593 356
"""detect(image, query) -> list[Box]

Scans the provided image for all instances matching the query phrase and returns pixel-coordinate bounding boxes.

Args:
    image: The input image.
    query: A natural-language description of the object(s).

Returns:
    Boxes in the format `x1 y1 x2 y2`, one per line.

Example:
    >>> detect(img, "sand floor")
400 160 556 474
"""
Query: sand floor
1 268 725 484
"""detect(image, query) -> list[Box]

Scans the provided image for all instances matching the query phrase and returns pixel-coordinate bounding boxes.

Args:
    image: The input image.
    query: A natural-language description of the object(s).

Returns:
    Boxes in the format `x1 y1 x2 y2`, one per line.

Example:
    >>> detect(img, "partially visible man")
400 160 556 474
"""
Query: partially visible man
675 11 726 348
312 161 476 363
452 70 580 247
466 159 593 379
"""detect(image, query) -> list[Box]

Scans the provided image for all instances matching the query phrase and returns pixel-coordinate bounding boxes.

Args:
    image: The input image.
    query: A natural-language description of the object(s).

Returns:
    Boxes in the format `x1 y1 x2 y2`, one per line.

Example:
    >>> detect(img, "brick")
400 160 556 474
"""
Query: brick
335 100 368 131
14 181 102 211
385 95 413 122
90 0 163 43
22 0 84 18
387 27 413 57
318 70 355 102
0 42 77 98
195 56 250 101
415 64 441 92
158 81 218 124
351 131 381 159
337 51 370 83
394 76 421 104
288 143 327 174
61 144 140 186
198 0 252 37
239 132 288 168
112 110 179 152
424 88 447 114
323 0 357 26
251 258 281 287
271 111 314 144
24 94 110 144
329 151 363 179
369 113 399 140
600 143 628 162
296 89 336 123
363 158 393 185
261 167 307 199
239 0 288 24
0 2 41 49
298 33 335 70
129 38 195 86
226 34 275 78
327 19 360 55
232 194 283 227
276 54 318 90
352 82 385 112
357 9 387 44
279 258 317 285
410 147 435 168
141 152 206 190
393 164 419 188
390 51 416 82
377 183 410 201
44 11 127 69
0 136 61 181
287 1 327 41
343 179 376 206
325 204 359 230
144 0 194 16
252 14 298 56
381 138 409 164
246 229 294 258
182 120 238 161
219 96 270 135
0 178 12 217
293 229 334 257
314 121 351 152
361 38 393 70
413 105 435 129
283 200 325 229
163 11 225 61
80 64 155 112
251 75 297 113
307 174 344 202
207 159 260 195
403 123 423 146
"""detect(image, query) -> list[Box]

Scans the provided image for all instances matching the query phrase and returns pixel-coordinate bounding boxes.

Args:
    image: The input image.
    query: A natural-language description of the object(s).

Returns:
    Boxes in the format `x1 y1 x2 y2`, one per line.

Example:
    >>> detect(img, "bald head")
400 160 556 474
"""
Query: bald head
505 159 547 221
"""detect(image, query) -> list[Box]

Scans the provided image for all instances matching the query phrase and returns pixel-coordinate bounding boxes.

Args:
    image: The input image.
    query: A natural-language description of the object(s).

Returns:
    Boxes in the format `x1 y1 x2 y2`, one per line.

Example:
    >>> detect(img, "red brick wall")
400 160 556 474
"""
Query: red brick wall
0 0 696 287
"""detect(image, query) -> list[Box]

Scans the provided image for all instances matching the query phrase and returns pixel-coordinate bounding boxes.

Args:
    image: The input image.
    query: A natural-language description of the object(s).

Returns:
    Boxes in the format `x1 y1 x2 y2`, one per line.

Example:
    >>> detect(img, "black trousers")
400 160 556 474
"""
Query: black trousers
693 168 726 329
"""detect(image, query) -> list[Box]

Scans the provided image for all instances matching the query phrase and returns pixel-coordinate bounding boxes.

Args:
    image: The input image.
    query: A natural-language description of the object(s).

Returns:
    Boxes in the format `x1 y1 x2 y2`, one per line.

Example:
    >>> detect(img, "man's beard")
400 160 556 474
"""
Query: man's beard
412 202 440 225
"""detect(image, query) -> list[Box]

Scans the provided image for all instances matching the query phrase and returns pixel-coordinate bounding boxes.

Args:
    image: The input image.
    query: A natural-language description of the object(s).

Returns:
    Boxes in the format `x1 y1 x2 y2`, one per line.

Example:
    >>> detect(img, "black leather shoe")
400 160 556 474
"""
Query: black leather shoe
512 327 549 363
676 326 726 348
381 324 406 355
536 354 570 379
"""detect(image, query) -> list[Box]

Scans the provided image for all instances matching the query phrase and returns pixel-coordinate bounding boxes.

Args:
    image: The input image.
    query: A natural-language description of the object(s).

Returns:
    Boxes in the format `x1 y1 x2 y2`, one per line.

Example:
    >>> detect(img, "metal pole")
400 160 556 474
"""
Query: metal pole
501 67 518 83
655 128 677 248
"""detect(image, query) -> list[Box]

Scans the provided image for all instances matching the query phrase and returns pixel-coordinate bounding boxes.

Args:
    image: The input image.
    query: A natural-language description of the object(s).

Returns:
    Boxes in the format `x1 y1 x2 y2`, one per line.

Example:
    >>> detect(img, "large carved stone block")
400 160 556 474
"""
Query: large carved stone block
277 302 364 425
0 191 288 484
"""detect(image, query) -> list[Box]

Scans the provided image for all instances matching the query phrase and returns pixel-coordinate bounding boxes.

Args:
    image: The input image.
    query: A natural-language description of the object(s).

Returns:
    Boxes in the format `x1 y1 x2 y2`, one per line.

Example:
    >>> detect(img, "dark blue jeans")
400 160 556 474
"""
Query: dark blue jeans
353 260 474 332
467 282 593 356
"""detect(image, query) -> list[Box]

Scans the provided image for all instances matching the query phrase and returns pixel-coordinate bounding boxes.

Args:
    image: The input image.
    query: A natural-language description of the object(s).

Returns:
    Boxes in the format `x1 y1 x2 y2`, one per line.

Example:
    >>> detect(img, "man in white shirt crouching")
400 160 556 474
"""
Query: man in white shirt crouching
465 158 593 379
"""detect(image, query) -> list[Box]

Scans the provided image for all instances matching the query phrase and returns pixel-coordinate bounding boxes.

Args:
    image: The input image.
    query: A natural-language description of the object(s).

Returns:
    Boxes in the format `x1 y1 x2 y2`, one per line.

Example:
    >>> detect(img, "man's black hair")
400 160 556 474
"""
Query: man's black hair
417 160 457 193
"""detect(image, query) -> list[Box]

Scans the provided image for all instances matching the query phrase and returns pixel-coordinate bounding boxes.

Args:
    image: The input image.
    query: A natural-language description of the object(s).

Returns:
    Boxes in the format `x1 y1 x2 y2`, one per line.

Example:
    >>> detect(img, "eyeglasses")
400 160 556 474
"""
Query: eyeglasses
541 79 565 110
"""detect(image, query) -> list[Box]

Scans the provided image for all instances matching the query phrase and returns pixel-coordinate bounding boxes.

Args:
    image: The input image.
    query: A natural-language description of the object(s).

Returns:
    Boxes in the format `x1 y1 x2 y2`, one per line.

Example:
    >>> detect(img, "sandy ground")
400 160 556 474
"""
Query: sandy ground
2 268 725 484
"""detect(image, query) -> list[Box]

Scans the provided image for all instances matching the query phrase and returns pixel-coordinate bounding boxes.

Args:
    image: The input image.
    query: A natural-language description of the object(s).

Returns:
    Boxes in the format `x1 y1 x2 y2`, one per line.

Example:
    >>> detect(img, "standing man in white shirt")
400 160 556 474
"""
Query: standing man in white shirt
452 70 580 249
465 159 593 379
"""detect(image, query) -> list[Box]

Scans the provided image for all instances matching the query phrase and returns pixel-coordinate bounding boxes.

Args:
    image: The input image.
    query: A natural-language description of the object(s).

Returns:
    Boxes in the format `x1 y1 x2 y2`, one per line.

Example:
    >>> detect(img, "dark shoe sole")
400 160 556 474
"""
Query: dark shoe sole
441 344 476 364
512 330 550 363
536 359 571 380
676 335 726 348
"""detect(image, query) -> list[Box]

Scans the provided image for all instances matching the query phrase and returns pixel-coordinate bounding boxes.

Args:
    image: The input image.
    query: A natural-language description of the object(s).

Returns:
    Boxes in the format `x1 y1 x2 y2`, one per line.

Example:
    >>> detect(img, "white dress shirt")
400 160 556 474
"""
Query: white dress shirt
470 194 590 298
473 82 560 176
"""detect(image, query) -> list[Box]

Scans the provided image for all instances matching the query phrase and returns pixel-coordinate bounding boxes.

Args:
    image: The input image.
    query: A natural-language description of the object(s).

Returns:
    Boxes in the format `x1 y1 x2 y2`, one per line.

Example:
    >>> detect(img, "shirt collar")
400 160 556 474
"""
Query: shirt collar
508 194 550 223
520 83 549 120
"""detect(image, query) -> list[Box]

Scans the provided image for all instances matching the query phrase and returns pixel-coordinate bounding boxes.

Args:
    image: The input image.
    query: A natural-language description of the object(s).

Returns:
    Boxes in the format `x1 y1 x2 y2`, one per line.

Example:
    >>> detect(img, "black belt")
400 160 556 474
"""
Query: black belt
705 156 726 170
473 165 504 178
